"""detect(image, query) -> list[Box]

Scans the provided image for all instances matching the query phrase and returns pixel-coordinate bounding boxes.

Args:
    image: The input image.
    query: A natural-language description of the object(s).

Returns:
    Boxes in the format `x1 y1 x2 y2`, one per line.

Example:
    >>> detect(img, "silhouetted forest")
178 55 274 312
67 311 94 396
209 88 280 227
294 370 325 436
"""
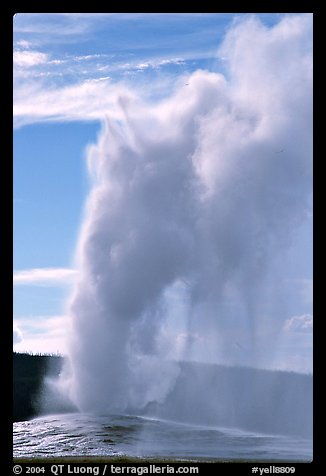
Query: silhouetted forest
13 352 63 421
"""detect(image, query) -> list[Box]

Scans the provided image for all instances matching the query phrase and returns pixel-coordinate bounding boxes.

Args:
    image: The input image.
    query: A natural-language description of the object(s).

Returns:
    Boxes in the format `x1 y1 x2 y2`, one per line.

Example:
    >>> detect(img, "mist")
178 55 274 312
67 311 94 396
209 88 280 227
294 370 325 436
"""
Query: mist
63 14 312 434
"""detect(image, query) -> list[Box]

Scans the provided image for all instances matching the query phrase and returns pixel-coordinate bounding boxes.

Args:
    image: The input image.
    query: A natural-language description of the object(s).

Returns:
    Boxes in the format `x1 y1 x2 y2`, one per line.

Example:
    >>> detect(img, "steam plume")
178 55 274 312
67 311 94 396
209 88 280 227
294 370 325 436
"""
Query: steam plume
66 15 312 414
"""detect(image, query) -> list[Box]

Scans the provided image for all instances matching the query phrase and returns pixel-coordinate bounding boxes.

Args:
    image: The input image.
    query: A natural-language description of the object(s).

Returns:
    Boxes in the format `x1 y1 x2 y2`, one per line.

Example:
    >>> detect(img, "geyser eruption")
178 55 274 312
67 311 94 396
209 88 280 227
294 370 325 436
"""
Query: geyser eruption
66 14 312 428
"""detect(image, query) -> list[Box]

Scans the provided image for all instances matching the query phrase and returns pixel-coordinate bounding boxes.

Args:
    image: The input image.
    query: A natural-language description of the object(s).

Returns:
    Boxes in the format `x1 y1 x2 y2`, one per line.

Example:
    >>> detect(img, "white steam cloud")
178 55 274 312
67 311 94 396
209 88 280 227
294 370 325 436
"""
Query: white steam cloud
65 15 312 414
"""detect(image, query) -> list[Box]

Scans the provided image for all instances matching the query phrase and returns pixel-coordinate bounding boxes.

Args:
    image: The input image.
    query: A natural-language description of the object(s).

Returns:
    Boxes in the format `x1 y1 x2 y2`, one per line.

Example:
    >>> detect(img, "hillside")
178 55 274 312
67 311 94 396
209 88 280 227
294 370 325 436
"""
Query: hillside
150 360 313 438
13 353 312 438
13 352 63 421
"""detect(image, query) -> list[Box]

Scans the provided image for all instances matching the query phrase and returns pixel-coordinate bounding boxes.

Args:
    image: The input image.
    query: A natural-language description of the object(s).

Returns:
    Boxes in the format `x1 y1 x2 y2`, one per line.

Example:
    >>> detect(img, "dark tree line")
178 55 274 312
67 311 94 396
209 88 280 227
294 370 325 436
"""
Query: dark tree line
13 352 63 421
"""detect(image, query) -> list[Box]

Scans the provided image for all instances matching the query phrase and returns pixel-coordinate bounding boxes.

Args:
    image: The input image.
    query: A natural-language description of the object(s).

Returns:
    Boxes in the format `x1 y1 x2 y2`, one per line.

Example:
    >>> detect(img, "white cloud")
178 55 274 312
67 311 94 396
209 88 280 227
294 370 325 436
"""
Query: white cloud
13 268 78 286
16 40 33 49
13 50 48 67
283 314 313 333
12 46 201 128
48 59 67 65
13 323 23 344
13 13 98 37
74 54 108 61
134 58 185 71
13 78 141 128
157 58 185 67
13 315 68 355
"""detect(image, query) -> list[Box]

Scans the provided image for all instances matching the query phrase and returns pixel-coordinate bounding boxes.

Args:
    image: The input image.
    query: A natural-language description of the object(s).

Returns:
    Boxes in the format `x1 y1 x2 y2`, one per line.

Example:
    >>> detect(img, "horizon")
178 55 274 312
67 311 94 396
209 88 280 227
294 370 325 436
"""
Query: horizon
12 351 313 376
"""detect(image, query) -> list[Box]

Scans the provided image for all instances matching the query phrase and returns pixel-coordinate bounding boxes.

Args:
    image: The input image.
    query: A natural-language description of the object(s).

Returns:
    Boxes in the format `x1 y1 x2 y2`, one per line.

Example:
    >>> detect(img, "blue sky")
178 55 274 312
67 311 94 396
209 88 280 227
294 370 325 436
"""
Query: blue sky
13 13 312 372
